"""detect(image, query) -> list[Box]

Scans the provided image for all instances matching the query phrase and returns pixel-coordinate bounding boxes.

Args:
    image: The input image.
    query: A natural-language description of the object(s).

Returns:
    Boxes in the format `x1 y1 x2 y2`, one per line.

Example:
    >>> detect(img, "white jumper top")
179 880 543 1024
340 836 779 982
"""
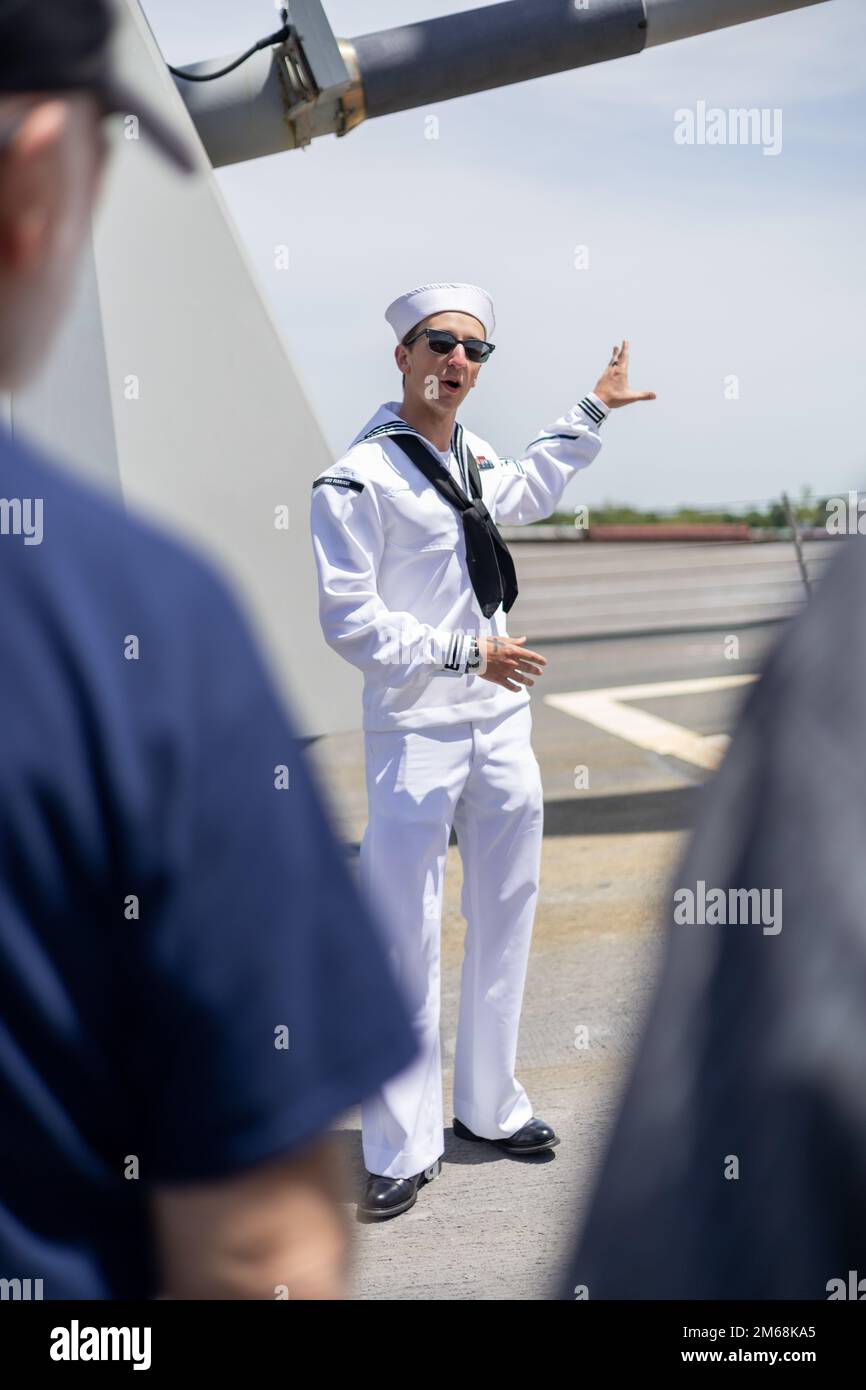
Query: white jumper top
309 393 609 731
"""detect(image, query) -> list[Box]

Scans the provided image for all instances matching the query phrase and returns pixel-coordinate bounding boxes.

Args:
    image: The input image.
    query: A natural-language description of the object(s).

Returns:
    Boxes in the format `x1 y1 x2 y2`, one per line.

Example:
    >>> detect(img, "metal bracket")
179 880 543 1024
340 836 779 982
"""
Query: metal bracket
274 0 352 149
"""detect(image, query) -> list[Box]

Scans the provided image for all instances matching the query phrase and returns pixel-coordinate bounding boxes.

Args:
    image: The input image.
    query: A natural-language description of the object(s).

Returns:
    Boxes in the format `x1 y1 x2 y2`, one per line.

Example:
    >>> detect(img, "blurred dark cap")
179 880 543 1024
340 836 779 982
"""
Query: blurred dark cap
0 0 196 173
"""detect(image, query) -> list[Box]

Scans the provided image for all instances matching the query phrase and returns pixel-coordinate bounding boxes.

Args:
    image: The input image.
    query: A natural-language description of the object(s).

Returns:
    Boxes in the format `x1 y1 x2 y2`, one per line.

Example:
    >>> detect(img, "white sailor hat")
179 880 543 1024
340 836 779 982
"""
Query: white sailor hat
385 282 495 342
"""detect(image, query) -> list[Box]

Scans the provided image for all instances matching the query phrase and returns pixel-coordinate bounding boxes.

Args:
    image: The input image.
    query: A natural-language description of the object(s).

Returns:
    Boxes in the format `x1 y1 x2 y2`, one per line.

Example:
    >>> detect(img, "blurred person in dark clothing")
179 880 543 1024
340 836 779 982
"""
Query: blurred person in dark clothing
558 535 866 1300
0 0 418 1300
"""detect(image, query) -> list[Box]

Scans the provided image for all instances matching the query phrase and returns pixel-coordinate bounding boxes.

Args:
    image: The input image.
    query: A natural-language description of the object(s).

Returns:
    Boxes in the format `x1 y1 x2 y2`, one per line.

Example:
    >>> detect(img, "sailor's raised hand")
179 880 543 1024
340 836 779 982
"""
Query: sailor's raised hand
593 340 656 409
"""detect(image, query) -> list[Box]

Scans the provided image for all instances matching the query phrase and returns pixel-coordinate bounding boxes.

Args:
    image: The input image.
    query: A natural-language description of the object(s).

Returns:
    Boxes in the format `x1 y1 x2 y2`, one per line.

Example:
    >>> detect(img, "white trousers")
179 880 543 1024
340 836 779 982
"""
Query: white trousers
358 702 544 1179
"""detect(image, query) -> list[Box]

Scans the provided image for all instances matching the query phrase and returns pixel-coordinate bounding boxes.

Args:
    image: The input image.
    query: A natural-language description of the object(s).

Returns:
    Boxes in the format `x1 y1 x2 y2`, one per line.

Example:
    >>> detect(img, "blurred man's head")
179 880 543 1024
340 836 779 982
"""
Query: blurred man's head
0 91 108 388
0 0 195 391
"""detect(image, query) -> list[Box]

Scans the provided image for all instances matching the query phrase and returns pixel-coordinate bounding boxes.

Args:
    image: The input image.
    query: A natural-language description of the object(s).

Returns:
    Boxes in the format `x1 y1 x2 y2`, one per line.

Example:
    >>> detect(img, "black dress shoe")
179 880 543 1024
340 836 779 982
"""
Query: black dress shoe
358 1157 442 1220
453 1115 560 1154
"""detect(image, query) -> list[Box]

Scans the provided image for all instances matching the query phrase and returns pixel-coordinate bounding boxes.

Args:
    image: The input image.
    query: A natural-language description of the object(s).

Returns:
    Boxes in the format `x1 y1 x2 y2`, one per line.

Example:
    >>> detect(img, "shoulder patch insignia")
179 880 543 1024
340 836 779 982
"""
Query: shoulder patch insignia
312 475 365 493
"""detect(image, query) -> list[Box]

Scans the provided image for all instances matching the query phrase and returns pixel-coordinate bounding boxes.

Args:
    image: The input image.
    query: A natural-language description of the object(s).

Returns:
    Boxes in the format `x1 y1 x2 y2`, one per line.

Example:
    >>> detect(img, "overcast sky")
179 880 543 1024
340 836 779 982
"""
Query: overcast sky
142 0 864 511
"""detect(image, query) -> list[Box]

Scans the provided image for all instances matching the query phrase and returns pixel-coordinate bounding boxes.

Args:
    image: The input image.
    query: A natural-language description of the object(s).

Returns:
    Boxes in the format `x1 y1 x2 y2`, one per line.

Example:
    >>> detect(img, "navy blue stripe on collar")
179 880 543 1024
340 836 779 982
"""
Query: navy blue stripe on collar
361 419 467 490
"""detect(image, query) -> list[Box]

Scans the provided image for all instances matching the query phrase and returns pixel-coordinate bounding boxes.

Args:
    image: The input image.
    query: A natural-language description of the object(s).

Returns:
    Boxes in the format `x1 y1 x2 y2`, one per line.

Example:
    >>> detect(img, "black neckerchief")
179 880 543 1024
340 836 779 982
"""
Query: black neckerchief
362 418 518 619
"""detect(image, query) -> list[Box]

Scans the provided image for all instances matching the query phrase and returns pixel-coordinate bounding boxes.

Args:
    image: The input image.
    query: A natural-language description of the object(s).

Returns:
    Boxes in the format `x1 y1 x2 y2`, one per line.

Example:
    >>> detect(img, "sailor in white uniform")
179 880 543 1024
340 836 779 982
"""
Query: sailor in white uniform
309 283 654 1219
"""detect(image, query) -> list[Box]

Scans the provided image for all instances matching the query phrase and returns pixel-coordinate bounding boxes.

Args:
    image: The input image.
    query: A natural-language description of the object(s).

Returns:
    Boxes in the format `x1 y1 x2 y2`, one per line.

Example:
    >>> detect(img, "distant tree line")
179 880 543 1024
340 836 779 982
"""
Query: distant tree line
546 487 841 530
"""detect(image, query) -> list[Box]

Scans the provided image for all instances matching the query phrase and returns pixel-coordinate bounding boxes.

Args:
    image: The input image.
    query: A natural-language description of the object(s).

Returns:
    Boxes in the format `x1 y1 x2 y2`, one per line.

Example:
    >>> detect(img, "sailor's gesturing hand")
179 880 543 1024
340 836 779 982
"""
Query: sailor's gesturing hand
593 339 656 409
478 635 547 692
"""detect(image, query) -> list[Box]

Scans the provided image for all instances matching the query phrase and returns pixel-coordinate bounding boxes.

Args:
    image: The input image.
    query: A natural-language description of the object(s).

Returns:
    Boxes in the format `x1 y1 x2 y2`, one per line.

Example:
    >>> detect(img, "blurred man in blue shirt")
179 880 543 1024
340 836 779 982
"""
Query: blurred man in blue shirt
0 0 418 1300
558 535 866 1301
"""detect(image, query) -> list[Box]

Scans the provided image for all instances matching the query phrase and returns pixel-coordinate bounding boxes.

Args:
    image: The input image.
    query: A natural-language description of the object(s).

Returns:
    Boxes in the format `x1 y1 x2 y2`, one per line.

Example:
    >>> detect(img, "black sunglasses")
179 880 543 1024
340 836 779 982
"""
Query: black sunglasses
405 327 496 364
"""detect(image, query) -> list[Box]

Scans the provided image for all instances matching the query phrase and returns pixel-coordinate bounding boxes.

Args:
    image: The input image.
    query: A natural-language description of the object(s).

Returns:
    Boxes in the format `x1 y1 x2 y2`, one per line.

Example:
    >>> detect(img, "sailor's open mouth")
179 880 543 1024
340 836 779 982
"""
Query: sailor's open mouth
441 377 462 394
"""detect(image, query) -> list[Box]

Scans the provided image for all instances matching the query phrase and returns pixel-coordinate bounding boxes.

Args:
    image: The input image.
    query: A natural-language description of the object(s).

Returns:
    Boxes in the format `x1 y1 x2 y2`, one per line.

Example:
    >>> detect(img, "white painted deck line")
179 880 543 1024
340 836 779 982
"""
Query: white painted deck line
544 674 759 770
